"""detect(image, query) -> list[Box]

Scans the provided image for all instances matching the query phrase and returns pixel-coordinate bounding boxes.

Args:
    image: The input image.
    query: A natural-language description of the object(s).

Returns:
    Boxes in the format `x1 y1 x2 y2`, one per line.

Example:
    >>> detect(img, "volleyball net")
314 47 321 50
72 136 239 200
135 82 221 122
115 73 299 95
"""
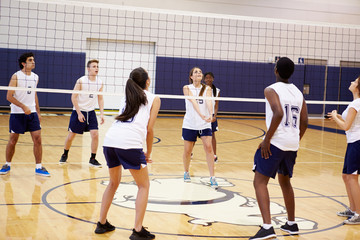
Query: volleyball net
0 0 359 115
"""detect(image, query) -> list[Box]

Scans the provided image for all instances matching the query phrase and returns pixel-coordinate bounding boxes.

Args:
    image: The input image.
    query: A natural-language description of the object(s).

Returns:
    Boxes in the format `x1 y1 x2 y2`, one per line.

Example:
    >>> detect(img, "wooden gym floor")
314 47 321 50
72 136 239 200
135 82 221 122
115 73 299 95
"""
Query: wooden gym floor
0 113 359 240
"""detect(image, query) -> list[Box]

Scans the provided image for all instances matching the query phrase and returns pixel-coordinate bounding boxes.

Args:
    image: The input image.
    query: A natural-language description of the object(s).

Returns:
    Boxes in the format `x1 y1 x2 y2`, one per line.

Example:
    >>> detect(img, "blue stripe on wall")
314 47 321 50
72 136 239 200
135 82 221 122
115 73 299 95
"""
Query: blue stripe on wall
155 56 305 113
303 65 326 114
0 48 85 108
155 56 359 114
339 68 359 113
1 51 358 112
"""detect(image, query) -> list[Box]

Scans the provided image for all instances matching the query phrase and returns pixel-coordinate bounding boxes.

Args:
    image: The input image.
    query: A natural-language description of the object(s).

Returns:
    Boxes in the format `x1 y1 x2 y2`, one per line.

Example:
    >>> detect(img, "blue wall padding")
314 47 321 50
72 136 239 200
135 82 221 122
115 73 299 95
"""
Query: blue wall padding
155 56 359 114
156 56 307 113
325 67 341 114
303 65 326 114
1 49 359 114
0 48 85 108
339 68 360 112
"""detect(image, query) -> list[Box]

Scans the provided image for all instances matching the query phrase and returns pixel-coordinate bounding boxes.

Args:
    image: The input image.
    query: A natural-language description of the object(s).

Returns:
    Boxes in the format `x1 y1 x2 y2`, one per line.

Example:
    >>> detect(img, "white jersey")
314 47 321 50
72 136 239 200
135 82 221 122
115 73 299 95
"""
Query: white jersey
211 87 220 114
182 84 212 130
10 70 39 114
103 90 156 149
74 76 102 111
265 82 304 151
341 98 360 143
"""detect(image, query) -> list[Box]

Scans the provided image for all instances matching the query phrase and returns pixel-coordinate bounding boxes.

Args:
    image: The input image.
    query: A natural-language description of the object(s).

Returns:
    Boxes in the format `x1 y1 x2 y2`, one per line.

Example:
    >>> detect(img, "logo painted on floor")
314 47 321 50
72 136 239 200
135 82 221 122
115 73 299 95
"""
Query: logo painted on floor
101 177 317 230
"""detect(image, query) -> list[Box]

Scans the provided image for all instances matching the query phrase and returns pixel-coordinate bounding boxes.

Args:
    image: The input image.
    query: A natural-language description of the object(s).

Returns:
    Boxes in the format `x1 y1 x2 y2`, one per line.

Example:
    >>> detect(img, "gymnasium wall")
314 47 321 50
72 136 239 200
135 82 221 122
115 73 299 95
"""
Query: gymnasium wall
0 48 85 108
155 57 359 114
0 0 359 114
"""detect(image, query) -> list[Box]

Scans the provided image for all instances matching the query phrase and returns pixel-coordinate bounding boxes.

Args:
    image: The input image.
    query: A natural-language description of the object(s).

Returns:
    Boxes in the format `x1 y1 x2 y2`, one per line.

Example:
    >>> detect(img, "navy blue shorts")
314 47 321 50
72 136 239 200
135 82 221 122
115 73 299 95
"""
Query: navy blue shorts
103 146 146 169
211 120 218 132
343 140 360 174
253 144 297 179
68 110 98 134
182 128 212 142
9 113 41 134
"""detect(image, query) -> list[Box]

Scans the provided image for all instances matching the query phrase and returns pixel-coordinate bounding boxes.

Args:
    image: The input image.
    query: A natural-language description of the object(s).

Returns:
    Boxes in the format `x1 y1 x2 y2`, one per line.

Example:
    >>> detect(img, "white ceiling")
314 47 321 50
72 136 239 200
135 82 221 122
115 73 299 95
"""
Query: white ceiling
64 0 360 25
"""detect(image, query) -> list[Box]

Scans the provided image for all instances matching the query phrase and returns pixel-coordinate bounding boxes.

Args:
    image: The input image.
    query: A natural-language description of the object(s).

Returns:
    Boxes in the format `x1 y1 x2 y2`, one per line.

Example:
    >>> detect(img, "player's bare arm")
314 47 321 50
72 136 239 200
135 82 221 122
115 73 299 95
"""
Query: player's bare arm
183 85 207 120
98 84 105 124
259 87 283 159
299 98 308 139
7 73 31 115
71 78 85 122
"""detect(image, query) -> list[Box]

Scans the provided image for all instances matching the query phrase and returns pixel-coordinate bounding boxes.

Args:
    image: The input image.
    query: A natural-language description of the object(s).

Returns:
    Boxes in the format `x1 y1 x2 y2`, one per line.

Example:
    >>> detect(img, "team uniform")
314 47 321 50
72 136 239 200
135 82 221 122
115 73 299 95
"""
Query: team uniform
2 68 50 177
9 70 41 134
253 82 304 178
211 87 220 132
182 84 212 142
68 76 102 134
341 98 360 175
103 90 156 169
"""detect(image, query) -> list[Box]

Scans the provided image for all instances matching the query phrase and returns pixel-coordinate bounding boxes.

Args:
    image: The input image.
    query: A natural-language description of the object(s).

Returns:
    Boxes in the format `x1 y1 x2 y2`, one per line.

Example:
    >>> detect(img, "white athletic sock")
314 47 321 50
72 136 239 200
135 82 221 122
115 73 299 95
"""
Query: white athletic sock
36 163 42 169
6 162 11 166
287 220 296 226
262 223 272 230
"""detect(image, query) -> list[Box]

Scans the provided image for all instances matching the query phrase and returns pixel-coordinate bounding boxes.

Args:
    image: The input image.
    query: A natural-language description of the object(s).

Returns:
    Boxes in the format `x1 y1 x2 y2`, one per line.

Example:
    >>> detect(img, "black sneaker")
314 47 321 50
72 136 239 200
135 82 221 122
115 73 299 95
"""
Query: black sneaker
94 220 115 234
280 222 299 235
89 158 102 168
59 154 68 164
214 156 218 163
337 208 355 217
129 227 155 240
249 226 276 240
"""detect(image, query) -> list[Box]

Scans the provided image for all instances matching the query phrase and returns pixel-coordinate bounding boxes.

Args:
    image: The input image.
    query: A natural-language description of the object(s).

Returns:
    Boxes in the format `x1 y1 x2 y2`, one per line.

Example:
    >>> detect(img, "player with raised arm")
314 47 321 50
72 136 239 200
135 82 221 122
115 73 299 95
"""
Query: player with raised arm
328 76 360 225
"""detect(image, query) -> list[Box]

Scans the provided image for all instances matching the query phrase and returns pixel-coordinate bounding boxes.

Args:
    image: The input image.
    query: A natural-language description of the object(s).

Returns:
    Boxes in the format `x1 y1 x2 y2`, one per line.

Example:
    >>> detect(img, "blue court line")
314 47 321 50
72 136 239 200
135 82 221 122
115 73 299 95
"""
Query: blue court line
37 175 348 239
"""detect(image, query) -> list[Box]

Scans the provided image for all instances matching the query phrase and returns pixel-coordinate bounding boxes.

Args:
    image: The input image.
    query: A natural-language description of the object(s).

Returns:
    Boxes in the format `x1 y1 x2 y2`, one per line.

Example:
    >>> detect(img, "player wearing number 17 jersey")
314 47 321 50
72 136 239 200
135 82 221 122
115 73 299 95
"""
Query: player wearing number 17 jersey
249 57 308 240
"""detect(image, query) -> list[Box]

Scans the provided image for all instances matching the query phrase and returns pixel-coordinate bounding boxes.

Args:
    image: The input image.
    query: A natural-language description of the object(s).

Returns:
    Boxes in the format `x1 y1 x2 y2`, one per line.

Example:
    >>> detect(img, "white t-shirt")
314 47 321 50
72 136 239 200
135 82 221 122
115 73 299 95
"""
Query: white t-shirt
210 86 220 114
10 70 39 114
341 98 360 143
182 84 212 130
75 76 103 111
265 82 304 151
103 90 156 149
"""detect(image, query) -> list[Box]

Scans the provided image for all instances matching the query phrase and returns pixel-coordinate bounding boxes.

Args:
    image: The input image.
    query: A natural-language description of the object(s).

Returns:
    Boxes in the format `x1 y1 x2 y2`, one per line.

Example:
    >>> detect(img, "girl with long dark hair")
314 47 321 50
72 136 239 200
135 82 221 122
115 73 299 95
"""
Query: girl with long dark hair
95 67 161 240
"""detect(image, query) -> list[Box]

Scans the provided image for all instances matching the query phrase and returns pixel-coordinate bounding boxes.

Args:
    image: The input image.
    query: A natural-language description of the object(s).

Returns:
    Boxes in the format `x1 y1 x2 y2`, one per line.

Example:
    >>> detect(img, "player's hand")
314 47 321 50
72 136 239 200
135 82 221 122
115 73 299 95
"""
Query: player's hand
203 115 212 122
258 140 271 159
78 112 85 122
212 116 216 122
23 106 31 115
330 110 338 119
144 152 153 163
37 112 42 123
326 112 333 119
100 114 105 125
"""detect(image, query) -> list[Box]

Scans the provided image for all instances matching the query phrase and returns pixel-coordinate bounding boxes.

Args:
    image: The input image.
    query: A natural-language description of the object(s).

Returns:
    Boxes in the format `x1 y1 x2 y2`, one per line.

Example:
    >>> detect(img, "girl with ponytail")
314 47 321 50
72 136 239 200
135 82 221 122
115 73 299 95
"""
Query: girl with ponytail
96 67 161 240
204 72 220 163
182 67 218 189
